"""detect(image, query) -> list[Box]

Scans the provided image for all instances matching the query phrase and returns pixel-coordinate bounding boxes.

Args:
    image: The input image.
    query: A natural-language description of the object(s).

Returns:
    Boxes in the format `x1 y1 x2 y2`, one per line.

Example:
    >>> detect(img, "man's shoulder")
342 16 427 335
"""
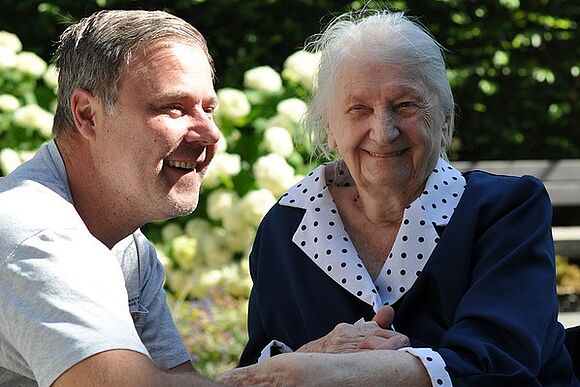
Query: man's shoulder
0 177 84 258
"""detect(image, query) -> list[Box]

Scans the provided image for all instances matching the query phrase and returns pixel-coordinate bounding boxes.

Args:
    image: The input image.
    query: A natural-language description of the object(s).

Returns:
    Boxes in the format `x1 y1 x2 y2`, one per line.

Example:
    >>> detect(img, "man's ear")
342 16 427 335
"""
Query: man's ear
71 88 98 141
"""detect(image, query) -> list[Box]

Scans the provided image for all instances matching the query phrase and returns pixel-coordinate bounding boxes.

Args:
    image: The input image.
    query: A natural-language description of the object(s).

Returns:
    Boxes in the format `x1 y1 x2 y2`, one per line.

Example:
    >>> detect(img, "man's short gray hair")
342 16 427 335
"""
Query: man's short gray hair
52 9 213 137
303 10 455 160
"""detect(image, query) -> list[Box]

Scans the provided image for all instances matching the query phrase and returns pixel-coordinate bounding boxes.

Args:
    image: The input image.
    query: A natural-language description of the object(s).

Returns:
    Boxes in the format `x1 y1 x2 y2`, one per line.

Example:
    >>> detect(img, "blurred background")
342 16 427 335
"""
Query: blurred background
0 0 578 378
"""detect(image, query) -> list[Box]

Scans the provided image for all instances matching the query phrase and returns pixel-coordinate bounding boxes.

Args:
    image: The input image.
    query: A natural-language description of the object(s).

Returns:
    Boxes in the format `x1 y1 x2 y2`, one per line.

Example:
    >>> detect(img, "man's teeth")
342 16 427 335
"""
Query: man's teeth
167 160 197 169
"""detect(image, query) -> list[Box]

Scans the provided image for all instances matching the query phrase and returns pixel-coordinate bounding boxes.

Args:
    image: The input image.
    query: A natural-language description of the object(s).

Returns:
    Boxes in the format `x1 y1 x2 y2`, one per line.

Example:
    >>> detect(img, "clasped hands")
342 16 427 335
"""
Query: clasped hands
295 305 409 354
217 305 409 386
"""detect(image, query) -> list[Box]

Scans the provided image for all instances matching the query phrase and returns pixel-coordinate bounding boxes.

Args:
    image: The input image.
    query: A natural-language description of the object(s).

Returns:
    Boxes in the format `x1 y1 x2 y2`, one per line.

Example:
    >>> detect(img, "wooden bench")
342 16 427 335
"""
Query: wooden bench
454 159 580 259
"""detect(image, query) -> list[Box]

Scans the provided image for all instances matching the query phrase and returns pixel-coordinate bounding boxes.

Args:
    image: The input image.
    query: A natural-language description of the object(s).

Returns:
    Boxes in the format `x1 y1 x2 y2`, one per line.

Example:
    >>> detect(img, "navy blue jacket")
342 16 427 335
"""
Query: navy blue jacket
239 171 578 386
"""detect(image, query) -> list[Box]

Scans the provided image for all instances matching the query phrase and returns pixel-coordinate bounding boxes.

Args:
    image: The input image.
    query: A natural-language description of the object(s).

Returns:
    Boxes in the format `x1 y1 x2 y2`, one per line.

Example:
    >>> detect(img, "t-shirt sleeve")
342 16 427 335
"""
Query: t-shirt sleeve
0 228 149 387
134 232 190 370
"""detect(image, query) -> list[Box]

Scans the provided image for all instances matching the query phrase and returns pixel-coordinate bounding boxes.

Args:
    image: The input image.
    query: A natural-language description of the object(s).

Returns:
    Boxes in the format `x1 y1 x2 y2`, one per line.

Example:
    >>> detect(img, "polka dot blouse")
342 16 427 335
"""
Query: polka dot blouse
274 157 466 387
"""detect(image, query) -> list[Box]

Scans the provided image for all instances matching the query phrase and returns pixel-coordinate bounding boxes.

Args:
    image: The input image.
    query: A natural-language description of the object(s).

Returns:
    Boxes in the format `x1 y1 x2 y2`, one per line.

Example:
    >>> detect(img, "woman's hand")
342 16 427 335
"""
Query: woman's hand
296 305 409 354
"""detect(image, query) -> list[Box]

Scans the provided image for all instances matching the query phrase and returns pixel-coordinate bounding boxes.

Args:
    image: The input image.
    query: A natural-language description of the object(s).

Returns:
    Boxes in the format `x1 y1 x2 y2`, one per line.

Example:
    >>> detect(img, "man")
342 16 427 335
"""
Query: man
0 10 222 387
0 9 403 387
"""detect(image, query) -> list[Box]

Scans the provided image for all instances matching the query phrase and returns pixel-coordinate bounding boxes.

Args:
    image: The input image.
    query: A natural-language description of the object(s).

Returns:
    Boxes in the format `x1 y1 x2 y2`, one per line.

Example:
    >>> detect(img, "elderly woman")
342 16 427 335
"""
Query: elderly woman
222 10 577 387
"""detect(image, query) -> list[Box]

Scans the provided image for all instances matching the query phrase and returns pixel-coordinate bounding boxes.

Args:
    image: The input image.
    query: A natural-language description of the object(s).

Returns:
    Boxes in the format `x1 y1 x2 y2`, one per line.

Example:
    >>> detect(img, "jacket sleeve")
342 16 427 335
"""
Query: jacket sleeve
437 175 574 386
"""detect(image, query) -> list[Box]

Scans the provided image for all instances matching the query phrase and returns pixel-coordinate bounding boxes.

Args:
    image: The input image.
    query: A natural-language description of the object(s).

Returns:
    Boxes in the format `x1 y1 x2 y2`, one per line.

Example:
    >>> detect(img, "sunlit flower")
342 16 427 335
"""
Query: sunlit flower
222 225 255 253
0 31 22 53
221 264 252 298
239 188 276 227
188 269 222 299
43 64 59 90
277 98 307 124
200 228 233 269
0 148 22 175
161 222 183 243
15 51 47 78
0 47 17 69
216 88 251 121
221 204 247 232
171 235 200 272
243 66 283 93
13 104 54 138
282 50 321 91
206 188 239 221
0 94 20 112
184 218 212 238
263 126 294 157
253 153 295 196
202 152 242 189
216 132 228 153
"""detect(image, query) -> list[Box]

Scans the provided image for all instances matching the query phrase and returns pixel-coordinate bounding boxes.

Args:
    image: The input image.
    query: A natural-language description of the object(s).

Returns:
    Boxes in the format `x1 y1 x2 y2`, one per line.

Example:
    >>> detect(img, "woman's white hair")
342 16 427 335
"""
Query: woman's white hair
302 9 455 160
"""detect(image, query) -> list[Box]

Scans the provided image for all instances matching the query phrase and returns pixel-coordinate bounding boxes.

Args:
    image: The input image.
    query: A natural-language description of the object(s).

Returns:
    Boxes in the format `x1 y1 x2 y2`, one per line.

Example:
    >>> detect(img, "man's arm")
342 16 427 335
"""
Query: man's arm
52 349 221 387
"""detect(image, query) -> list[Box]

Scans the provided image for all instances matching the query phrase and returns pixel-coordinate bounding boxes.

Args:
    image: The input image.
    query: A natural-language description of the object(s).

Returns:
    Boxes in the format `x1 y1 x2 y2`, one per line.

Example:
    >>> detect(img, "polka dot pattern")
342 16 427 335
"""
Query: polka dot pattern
280 158 466 312
400 347 452 387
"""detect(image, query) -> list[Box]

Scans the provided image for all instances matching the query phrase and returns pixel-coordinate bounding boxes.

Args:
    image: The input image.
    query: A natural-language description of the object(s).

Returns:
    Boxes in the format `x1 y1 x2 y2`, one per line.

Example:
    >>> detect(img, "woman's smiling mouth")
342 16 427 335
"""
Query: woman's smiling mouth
364 148 407 158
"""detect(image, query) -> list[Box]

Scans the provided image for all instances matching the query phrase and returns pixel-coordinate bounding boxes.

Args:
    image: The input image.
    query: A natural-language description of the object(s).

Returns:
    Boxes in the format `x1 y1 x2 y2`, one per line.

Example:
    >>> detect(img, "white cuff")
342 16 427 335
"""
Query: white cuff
399 347 453 387
257 340 294 363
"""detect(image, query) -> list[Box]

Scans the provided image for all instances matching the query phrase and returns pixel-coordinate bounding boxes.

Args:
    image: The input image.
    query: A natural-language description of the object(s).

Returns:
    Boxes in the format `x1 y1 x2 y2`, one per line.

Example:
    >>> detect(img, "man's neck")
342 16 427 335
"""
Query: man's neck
55 136 139 249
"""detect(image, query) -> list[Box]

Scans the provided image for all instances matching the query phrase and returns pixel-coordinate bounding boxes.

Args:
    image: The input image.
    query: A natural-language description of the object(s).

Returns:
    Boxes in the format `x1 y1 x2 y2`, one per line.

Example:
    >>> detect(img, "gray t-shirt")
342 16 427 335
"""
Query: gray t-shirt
0 140 190 387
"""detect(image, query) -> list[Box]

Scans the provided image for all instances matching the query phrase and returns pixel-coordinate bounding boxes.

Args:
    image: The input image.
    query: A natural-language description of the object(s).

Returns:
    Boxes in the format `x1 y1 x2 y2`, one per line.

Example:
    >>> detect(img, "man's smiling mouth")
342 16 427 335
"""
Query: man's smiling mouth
166 160 197 170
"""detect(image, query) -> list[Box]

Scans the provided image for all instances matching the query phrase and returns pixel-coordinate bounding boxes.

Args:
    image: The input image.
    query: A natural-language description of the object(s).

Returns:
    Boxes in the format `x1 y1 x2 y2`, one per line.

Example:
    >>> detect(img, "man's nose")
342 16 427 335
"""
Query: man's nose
184 112 221 145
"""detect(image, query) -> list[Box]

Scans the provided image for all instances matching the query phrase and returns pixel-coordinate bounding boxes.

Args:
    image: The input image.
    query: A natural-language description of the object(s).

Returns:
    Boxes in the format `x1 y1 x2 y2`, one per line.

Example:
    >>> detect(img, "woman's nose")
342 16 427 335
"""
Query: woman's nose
370 110 400 143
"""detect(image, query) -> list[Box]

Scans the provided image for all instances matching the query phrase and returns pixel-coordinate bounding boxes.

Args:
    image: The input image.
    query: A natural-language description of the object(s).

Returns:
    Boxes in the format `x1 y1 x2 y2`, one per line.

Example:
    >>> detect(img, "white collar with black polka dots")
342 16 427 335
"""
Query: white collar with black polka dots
279 158 466 311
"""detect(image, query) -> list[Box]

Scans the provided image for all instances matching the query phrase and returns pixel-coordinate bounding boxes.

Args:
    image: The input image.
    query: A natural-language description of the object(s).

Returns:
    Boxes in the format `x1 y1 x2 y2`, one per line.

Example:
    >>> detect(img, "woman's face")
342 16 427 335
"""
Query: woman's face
325 62 446 195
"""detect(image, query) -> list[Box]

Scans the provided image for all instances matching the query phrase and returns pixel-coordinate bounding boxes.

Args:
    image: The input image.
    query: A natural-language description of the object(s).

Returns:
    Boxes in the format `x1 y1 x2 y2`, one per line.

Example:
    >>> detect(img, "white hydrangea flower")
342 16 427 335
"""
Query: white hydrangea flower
206 188 239 221
266 113 294 131
160 222 183 243
0 31 21 52
165 271 191 294
253 153 295 196
188 269 222 299
154 246 172 269
0 46 18 69
222 225 255 253
282 50 321 91
201 233 233 269
184 217 212 238
15 51 47 78
243 65 283 93
0 148 22 175
13 104 54 138
202 152 242 189
221 204 247 232
221 264 252 298
277 98 307 124
216 132 228 153
264 126 294 157
0 94 20 112
216 88 251 121
239 188 276 227
171 235 200 272
43 64 59 90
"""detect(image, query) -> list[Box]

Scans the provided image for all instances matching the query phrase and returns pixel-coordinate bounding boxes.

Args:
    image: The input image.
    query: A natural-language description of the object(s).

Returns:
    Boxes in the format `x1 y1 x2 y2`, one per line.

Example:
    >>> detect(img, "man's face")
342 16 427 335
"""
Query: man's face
92 39 220 223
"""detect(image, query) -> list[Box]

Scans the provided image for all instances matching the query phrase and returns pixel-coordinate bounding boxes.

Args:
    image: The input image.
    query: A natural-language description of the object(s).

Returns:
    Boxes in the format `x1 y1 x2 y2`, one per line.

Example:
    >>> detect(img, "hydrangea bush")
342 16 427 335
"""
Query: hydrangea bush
0 28 321 378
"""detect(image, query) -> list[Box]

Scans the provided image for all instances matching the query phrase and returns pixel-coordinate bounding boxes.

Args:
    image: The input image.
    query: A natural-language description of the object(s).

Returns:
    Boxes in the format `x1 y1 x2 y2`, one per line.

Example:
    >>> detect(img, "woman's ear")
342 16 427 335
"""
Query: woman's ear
324 121 337 150
71 88 98 141
440 115 451 148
